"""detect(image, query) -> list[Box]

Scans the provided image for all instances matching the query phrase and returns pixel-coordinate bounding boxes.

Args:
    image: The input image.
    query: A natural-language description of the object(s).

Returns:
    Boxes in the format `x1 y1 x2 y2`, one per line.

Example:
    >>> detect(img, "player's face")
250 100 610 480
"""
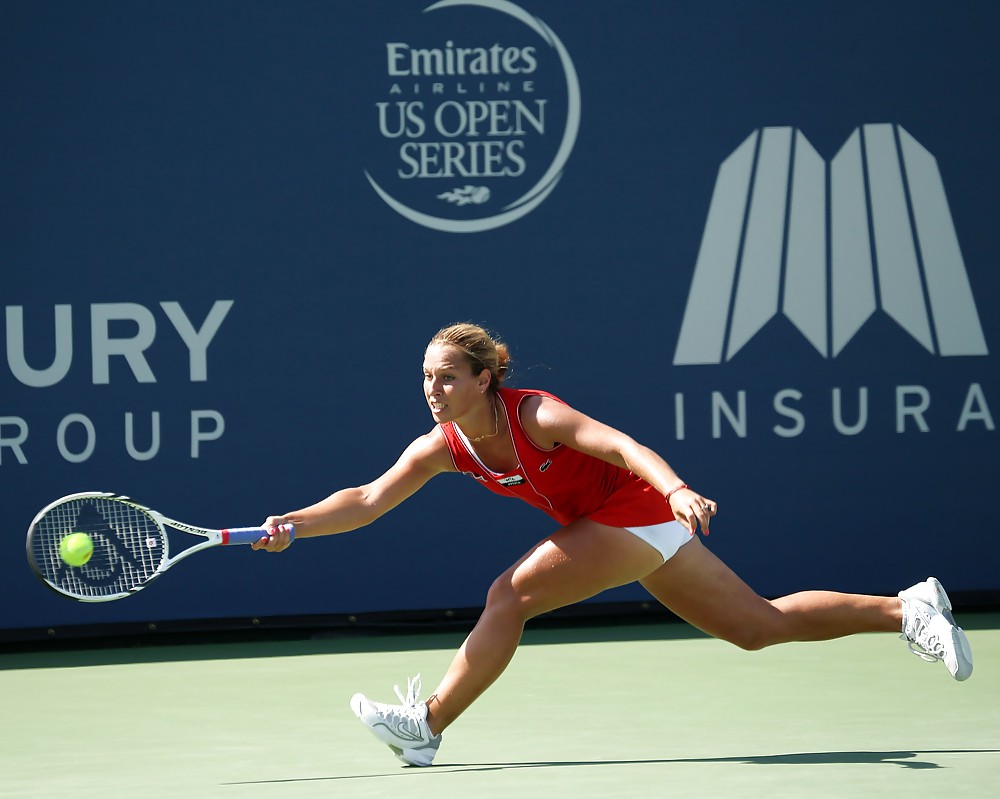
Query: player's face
422 344 489 424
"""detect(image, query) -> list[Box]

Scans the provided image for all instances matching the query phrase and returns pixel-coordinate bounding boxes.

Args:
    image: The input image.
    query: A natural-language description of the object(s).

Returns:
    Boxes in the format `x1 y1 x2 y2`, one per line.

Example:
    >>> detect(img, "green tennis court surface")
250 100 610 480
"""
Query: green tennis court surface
3 616 998 798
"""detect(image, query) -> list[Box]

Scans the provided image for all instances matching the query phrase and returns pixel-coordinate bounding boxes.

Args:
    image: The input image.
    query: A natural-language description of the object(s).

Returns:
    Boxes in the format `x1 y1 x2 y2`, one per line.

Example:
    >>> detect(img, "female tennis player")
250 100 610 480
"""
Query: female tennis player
253 322 973 767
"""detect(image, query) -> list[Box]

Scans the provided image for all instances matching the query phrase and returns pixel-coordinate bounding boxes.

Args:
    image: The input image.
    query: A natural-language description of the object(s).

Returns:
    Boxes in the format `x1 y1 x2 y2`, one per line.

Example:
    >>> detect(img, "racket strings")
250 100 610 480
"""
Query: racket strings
30 498 167 599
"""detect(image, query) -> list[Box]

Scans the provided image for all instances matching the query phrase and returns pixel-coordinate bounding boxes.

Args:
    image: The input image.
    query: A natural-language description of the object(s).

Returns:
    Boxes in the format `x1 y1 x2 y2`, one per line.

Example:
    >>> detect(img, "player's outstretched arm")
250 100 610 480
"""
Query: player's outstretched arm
252 430 452 552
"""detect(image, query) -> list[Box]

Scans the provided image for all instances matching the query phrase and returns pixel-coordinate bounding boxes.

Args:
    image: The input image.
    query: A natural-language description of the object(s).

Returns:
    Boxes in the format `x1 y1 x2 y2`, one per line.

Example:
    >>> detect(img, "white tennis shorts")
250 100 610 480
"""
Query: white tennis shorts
623 520 693 562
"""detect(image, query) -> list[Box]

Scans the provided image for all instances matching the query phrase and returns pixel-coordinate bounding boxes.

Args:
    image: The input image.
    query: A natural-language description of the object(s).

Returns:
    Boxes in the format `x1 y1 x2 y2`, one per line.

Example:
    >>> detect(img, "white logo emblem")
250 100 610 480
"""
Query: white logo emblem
365 0 581 233
674 124 988 365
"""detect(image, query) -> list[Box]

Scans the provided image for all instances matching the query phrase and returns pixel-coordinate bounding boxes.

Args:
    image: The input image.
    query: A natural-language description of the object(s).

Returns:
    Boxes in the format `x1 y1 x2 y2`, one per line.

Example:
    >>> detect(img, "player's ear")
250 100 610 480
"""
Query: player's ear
477 368 491 393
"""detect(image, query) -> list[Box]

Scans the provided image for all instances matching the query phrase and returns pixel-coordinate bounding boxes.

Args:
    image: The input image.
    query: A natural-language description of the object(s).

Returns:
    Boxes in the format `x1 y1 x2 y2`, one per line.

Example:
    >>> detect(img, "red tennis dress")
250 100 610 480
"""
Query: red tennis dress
438 388 675 528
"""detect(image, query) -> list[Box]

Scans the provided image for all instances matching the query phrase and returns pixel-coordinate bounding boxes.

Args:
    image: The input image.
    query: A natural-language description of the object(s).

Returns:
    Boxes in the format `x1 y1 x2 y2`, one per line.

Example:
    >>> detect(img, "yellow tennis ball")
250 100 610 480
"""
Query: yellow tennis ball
59 533 94 567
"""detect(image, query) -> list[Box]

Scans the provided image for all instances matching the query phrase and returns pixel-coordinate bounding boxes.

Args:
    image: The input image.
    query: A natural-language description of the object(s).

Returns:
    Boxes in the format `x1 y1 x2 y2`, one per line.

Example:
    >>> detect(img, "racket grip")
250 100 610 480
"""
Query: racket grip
222 523 295 546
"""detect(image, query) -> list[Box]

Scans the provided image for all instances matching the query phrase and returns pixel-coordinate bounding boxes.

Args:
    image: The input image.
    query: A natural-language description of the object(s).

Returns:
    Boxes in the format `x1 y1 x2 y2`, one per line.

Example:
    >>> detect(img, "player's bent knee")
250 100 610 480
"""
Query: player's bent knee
484 572 552 623
730 631 772 652
717 610 785 651
711 626 776 651
484 574 532 622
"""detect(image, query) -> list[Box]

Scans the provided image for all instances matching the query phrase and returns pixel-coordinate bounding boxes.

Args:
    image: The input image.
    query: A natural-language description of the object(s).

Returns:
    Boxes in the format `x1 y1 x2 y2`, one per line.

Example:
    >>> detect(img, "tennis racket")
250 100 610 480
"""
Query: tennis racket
26 491 294 602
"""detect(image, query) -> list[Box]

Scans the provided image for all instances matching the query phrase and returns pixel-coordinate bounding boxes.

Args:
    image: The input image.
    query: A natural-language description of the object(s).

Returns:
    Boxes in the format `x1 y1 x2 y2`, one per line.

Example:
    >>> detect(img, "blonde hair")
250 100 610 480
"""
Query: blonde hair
428 323 511 391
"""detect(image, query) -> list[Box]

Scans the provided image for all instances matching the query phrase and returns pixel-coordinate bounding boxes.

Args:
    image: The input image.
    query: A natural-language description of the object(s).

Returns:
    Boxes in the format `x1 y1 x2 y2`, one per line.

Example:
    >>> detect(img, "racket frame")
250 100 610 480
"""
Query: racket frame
26 491 290 602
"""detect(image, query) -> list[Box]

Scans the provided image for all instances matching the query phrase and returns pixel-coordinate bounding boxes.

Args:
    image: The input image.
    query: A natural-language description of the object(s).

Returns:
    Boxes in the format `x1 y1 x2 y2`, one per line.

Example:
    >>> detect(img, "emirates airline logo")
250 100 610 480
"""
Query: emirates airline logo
364 0 580 233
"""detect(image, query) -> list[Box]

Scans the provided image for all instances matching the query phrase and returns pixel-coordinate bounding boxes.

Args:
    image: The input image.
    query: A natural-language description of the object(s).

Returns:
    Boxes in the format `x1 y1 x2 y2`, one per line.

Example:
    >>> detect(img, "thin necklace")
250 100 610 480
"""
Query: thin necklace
470 397 500 442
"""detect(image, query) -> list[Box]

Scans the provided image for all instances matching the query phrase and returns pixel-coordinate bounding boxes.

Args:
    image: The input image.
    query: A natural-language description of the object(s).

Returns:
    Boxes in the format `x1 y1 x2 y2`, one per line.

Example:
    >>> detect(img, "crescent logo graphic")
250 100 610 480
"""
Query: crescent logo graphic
364 0 581 233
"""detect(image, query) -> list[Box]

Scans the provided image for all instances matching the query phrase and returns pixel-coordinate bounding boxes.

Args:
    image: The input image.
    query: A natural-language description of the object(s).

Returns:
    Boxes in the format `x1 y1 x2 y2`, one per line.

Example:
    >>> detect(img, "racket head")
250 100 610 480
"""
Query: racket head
26 492 170 602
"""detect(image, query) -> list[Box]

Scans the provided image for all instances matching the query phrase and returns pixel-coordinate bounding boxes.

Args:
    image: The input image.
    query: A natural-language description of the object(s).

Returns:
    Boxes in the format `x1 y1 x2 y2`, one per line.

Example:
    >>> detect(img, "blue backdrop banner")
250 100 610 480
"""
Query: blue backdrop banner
2 1 997 636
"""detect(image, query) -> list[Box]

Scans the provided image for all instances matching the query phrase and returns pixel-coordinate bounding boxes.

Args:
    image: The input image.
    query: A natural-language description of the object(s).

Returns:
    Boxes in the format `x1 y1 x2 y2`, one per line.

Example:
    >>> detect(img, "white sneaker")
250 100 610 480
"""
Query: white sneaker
899 577 973 681
350 674 442 766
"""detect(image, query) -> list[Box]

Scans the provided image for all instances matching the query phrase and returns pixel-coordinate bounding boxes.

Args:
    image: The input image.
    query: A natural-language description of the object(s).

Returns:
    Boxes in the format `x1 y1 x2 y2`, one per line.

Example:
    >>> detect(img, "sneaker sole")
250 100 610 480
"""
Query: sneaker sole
924 578 972 678
393 744 438 767
951 625 974 681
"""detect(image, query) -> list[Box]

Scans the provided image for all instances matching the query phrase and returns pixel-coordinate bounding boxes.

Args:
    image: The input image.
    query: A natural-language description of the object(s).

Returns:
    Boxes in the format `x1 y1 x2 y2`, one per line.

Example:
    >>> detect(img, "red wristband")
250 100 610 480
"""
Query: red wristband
664 483 688 501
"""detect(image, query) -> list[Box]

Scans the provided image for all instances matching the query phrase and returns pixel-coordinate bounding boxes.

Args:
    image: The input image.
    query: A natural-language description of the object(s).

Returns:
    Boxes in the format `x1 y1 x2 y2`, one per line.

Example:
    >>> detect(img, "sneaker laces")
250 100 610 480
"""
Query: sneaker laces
394 674 424 707
374 675 429 736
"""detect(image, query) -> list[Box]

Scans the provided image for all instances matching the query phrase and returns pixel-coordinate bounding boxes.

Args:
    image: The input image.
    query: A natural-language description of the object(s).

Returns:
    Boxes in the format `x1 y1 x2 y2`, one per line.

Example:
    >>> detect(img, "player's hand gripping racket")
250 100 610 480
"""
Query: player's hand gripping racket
26 492 294 602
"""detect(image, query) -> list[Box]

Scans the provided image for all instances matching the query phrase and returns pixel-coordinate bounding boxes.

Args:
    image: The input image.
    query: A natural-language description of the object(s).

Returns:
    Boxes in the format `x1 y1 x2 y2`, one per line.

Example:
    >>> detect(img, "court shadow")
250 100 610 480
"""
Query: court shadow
440 749 996 772
446 750 960 771
224 749 999 784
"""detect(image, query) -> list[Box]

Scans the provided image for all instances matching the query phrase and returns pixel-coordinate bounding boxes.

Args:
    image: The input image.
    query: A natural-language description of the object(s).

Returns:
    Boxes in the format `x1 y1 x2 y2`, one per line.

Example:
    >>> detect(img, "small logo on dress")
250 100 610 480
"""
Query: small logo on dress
539 459 552 472
498 475 526 486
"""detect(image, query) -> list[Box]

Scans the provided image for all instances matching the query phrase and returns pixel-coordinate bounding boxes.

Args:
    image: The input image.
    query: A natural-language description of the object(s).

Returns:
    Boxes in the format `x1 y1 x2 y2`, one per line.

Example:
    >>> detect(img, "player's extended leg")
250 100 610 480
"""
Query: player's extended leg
639 536 900 649
640 537 972 681
423 519 666 735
